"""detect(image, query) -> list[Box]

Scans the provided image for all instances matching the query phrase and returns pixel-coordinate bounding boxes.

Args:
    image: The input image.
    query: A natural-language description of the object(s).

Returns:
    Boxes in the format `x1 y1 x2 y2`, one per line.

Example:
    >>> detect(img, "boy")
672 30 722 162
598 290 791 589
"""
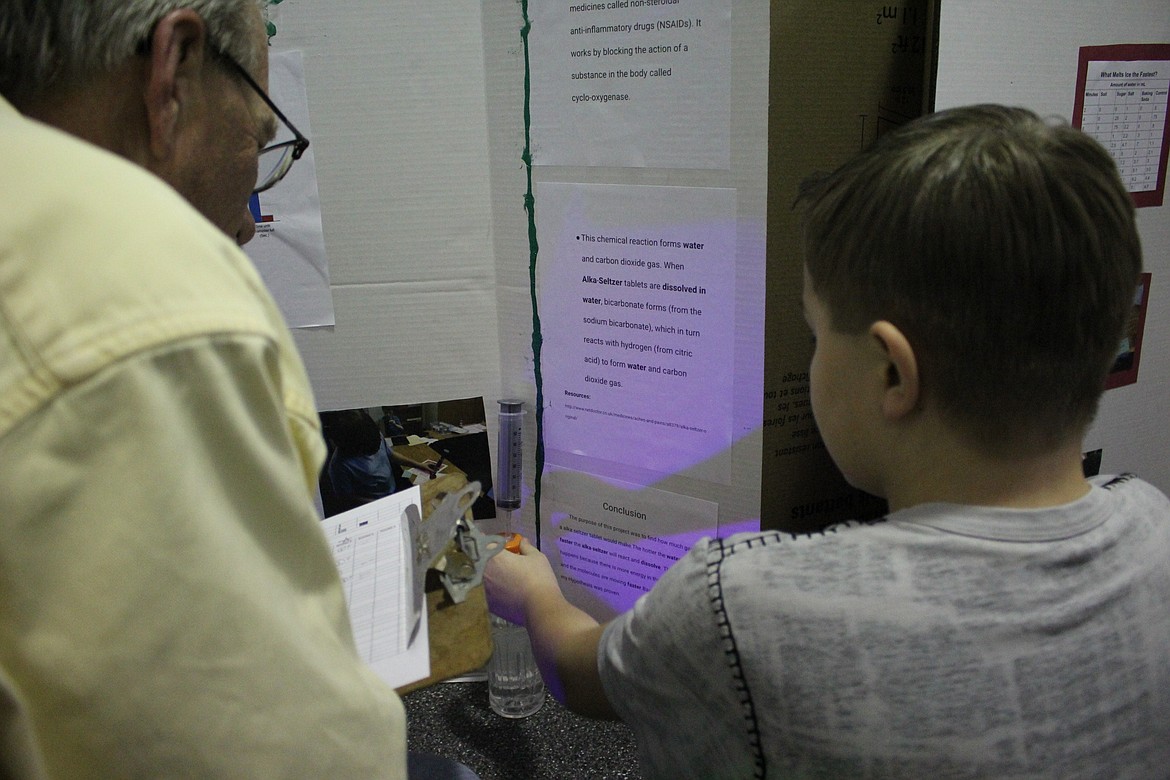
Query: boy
485 105 1170 778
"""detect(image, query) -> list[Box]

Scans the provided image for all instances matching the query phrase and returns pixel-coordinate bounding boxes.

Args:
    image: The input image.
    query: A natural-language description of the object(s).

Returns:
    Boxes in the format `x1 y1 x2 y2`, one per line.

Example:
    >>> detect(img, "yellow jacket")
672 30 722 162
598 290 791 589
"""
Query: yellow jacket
0 97 406 778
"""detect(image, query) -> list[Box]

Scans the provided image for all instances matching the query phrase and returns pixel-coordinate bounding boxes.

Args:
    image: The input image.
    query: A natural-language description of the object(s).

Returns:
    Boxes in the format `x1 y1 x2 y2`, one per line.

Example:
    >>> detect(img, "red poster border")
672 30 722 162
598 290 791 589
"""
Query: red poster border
1105 272 1152 391
1073 44 1170 208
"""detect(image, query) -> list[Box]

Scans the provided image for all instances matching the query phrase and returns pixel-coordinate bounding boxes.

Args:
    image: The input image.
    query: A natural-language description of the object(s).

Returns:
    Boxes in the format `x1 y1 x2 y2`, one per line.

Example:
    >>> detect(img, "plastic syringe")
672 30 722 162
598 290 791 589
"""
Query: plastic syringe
495 400 524 526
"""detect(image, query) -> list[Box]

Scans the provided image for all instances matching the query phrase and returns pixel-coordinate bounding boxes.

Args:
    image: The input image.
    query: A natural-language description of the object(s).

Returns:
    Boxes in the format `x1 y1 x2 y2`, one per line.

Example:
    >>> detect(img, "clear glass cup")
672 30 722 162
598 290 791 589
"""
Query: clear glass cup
487 614 545 718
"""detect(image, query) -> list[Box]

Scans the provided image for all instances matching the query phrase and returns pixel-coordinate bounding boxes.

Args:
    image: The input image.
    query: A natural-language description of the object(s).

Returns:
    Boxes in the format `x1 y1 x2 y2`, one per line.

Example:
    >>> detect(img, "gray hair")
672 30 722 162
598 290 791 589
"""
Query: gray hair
0 0 266 106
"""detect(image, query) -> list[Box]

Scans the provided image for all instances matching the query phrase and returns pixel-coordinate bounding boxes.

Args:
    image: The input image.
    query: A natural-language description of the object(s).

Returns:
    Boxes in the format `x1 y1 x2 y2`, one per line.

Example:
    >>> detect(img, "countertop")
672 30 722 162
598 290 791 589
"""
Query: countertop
404 679 643 780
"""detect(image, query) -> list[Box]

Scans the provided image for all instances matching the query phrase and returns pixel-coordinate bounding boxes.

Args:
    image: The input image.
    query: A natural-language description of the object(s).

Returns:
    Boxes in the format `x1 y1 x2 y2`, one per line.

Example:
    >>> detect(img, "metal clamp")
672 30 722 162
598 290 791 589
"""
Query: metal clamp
410 480 508 608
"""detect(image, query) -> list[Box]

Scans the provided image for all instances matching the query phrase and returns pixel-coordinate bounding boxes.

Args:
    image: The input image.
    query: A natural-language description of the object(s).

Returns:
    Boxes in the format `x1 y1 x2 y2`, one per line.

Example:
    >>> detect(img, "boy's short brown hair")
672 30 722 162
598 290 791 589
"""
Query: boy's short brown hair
799 104 1142 455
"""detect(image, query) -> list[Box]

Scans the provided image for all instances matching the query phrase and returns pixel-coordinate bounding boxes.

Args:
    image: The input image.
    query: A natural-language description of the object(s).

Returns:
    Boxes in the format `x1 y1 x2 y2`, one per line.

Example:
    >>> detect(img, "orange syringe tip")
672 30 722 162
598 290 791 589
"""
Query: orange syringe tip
504 533 523 554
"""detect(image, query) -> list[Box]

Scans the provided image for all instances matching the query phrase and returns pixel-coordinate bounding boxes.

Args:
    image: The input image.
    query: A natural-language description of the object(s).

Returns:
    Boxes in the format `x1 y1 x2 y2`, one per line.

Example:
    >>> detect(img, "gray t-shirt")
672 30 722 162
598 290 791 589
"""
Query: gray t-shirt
599 475 1170 779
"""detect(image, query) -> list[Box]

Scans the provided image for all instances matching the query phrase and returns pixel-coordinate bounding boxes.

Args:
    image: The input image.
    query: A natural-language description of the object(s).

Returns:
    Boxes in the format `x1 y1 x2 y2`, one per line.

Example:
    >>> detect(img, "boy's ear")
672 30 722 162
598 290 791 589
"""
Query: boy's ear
869 321 920 421
141 9 209 161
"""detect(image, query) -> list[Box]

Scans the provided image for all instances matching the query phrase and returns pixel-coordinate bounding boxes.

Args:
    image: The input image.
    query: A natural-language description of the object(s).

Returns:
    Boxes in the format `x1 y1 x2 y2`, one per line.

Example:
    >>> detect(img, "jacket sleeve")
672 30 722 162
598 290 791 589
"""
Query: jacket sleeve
0 335 406 779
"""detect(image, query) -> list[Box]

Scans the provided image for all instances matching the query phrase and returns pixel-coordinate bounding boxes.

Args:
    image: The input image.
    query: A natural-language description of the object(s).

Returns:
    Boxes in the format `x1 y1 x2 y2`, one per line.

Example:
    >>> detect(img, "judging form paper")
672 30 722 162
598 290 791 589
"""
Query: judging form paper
322 486 429 689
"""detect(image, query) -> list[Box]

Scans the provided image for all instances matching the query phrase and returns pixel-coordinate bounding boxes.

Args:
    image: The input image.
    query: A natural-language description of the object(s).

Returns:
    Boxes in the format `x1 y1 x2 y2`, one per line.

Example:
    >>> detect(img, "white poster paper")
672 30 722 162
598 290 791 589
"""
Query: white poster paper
528 0 731 168
243 49 335 329
541 466 727 619
537 182 736 481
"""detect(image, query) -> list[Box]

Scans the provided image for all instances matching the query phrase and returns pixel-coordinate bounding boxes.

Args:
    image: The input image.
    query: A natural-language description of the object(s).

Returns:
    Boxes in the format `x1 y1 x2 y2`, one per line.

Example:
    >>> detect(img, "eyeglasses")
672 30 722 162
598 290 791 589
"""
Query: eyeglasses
137 36 310 194
211 46 310 194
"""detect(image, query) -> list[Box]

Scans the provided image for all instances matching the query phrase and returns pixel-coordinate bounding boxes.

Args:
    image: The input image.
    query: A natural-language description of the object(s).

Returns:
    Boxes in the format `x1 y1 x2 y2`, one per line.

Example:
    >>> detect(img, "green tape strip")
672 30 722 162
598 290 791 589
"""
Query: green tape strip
520 1 545 550
264 0 283 41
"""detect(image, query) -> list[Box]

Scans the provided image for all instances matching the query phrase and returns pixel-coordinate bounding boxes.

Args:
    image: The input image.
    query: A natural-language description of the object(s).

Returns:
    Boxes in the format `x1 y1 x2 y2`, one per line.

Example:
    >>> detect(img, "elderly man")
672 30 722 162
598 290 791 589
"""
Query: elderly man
0 2 407 776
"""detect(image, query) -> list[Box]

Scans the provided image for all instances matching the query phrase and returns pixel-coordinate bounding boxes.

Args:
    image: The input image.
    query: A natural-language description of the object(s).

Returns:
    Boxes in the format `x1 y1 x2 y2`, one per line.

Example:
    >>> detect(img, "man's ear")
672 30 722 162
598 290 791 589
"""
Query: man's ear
869 320 920 421
142 9 209 160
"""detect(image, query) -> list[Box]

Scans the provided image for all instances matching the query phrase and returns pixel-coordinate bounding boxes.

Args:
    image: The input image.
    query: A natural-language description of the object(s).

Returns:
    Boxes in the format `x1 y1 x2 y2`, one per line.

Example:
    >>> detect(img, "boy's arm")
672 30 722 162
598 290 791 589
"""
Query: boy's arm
483 539 618 719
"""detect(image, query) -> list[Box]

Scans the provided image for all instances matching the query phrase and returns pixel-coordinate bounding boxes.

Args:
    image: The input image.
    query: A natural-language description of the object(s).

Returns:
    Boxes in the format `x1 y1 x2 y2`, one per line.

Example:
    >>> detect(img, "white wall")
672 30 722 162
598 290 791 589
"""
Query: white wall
262 1 769 537
935 1 1170 492
268 2 502 414
480 1 771 533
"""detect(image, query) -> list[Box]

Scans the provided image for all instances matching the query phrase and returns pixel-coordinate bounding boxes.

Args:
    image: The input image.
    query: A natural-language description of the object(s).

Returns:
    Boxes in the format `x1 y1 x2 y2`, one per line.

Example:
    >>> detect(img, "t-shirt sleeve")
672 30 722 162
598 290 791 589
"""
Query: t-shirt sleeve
597 539 762 779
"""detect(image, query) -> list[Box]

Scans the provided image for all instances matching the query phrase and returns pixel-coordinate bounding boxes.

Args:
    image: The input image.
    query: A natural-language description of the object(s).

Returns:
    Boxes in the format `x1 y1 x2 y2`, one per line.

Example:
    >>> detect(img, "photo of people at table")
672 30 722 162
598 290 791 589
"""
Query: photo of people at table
318 397 495 518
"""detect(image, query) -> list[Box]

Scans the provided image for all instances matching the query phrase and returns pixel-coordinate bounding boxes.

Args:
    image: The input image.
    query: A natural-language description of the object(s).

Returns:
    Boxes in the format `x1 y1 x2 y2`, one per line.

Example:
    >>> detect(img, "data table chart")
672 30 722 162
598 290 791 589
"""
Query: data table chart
1074 44 1170 207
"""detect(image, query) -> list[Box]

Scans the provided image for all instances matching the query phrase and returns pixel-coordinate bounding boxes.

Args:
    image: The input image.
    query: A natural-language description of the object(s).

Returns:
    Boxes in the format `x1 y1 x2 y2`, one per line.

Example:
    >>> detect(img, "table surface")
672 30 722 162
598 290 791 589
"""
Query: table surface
404 681 644 780
399 476 643 778
392 442 466 480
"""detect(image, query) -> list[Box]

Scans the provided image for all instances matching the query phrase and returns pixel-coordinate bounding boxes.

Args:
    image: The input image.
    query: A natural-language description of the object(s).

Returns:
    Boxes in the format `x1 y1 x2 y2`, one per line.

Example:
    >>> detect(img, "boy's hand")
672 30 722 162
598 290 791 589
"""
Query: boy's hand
484 536 559 625
482 536 617 718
